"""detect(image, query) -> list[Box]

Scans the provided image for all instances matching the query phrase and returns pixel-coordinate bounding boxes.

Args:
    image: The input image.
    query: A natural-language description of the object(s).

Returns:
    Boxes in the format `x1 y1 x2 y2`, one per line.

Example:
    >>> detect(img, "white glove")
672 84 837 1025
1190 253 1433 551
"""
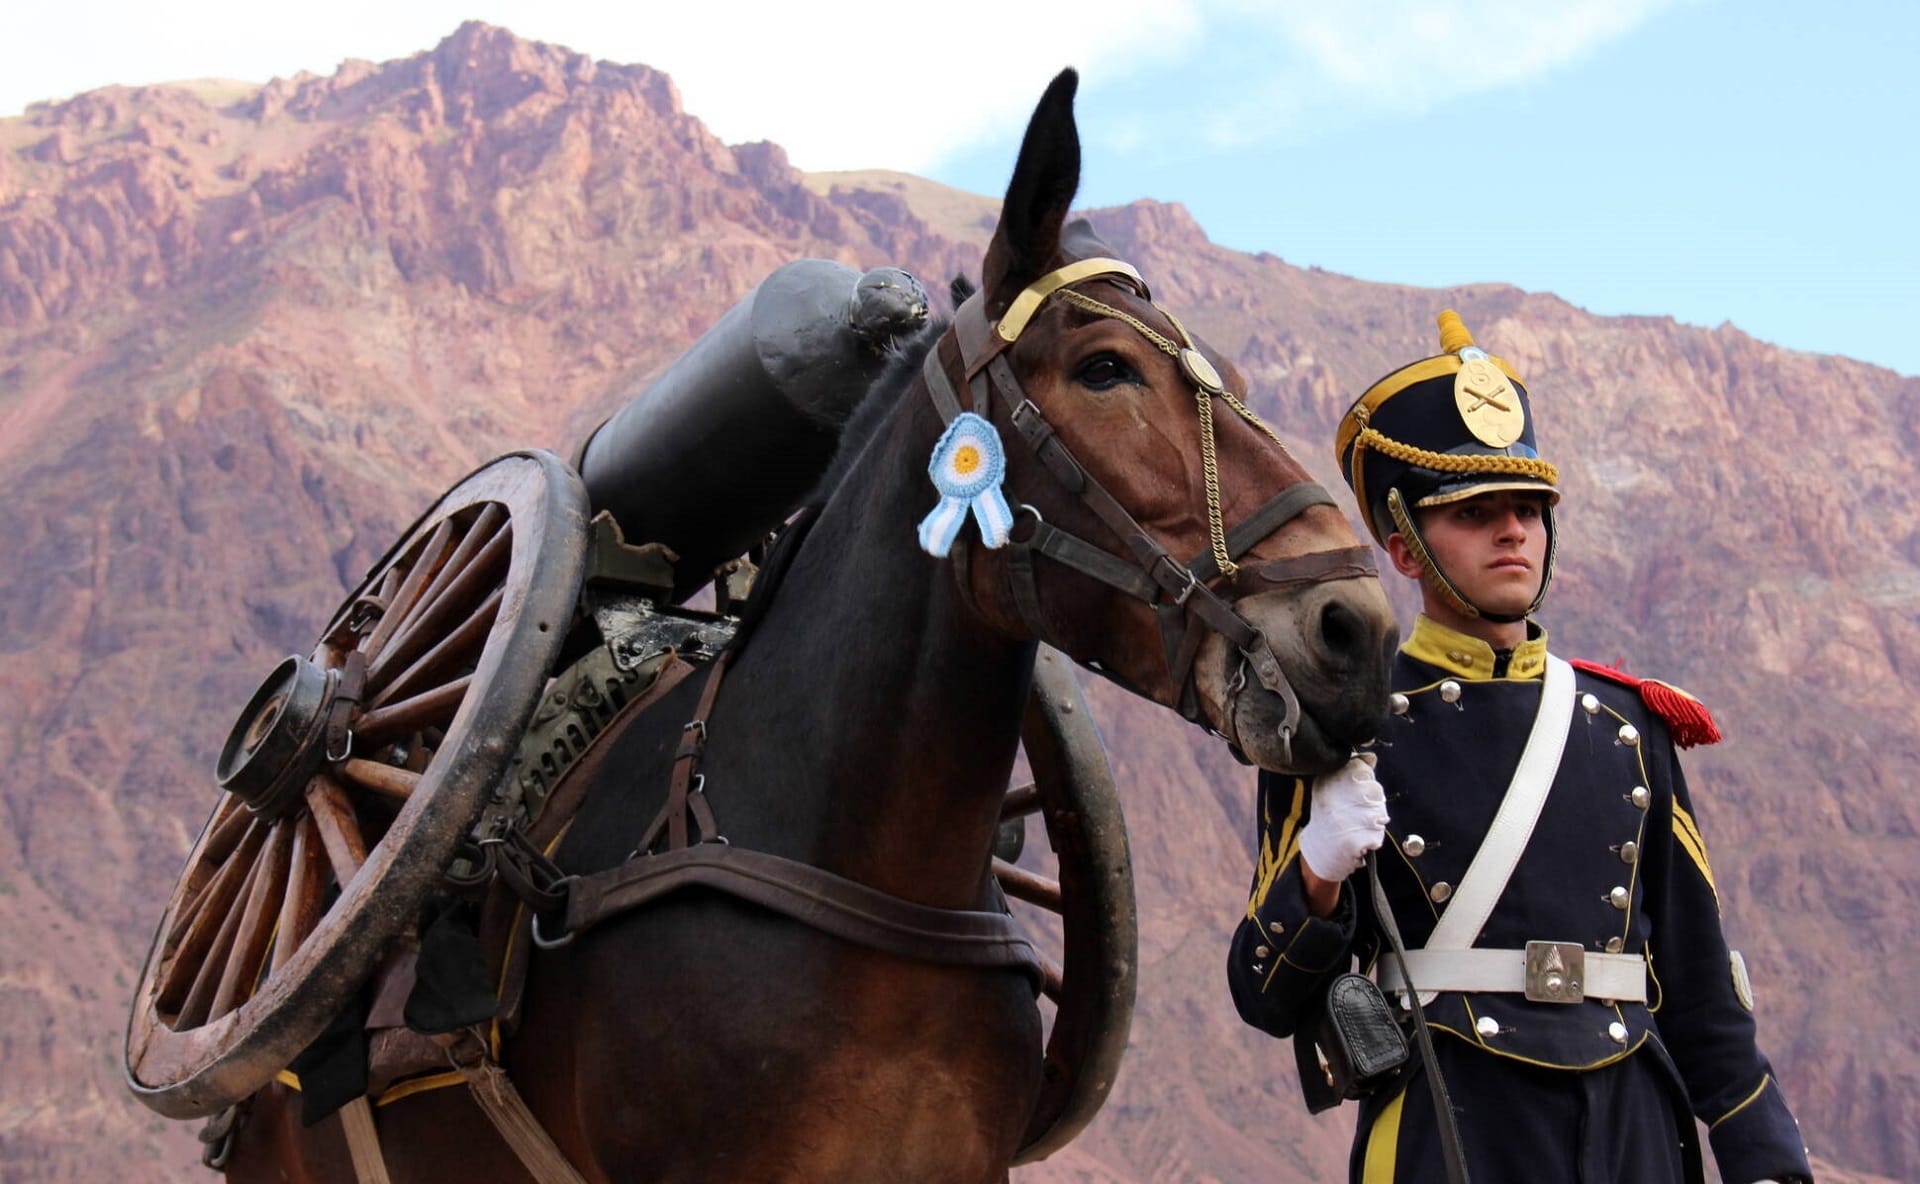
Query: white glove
1297 755 1389 881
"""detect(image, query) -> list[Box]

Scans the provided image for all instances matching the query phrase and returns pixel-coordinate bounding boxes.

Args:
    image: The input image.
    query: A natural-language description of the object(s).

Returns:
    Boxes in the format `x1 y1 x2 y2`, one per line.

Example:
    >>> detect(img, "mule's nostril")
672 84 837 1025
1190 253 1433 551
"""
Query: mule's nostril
1320 601 1362 663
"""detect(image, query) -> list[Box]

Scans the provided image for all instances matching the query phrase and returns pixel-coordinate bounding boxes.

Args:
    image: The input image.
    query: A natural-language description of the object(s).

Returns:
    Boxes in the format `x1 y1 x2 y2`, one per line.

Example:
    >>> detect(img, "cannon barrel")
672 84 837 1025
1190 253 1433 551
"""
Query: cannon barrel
576 259 930 600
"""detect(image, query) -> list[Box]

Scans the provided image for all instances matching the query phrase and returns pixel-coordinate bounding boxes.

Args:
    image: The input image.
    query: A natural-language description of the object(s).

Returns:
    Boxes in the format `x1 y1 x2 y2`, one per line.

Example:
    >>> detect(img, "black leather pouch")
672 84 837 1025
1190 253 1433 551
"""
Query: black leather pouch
1295 972 1410 1113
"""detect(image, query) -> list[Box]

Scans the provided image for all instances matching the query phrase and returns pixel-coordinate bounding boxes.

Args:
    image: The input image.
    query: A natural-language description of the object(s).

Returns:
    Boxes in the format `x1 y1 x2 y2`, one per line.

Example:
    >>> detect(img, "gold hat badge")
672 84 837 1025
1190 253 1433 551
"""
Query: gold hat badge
1440 310 1525 448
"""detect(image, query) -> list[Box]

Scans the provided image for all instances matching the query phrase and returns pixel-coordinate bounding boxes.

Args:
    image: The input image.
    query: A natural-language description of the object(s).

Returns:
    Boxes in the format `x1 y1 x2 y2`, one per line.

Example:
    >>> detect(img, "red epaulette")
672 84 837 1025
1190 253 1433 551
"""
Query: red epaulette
1569 659 1723 749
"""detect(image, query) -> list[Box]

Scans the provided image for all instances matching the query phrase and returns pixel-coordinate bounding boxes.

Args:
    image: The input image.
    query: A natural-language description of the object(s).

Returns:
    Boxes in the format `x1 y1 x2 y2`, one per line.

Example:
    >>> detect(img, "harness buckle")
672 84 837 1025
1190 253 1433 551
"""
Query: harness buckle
1172 568 1201 606
1148 553 1198 602
1523 940 1586 1003
530 882 580 950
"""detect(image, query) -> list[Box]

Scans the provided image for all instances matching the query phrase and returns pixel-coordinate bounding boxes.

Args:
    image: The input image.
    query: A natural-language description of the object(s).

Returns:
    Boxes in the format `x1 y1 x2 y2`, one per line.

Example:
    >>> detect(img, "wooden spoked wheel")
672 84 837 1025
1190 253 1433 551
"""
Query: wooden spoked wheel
1001 646 1138 1164
125 451 590 1120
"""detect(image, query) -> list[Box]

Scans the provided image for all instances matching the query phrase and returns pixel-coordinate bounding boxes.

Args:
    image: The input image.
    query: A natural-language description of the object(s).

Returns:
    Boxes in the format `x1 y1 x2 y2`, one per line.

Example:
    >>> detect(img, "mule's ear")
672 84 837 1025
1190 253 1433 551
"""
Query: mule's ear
982 68 1081 318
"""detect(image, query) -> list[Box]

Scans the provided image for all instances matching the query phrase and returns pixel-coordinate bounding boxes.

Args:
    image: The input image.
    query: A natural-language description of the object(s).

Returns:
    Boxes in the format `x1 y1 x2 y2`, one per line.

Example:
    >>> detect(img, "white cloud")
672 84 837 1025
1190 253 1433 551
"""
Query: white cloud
1283 0 1674 103
567 2 1204 172
1198 0 1686 144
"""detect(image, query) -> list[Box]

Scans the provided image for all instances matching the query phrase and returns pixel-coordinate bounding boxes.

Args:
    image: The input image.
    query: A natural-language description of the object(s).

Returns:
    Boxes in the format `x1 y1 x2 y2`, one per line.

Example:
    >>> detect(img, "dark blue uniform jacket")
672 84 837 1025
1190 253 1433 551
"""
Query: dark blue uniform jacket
1227 616 1811 1184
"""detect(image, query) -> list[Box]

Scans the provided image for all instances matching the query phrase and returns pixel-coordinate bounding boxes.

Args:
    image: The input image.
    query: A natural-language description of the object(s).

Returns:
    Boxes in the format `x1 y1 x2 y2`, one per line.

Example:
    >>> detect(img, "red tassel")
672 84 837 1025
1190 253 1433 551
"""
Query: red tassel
1569 659 1723 748
1639 680 1723 748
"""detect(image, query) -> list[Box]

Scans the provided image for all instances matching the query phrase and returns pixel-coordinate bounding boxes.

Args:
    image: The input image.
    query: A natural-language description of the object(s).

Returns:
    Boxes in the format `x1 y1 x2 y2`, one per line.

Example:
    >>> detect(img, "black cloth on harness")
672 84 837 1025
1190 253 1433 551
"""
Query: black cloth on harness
286 982 370 1126
405 896 498 1035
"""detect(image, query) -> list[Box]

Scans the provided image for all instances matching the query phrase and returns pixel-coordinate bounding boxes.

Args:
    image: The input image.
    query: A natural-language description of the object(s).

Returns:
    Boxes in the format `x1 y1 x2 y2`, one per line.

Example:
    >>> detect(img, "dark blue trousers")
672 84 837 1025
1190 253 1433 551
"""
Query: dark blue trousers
1350 1042 1701 1184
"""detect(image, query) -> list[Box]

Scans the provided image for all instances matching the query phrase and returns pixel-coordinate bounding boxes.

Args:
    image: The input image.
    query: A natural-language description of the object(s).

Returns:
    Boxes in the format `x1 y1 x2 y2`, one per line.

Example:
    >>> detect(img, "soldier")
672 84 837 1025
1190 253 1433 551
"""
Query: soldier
1226 311 1813 1183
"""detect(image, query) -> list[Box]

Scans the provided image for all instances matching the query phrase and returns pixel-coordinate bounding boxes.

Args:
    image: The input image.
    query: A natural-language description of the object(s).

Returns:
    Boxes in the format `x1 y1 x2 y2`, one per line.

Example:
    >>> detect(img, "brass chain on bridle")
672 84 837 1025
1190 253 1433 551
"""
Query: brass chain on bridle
1051 288 1291 579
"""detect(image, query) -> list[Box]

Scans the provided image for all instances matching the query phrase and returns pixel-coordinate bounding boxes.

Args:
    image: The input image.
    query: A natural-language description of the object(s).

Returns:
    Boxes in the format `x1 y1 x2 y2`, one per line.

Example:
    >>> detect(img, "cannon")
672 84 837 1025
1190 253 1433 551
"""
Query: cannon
578 259 931 601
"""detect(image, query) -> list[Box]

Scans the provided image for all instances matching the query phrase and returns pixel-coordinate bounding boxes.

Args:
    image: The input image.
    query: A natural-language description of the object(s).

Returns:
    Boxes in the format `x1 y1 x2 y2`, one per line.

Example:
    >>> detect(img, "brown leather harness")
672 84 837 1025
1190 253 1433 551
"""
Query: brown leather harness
528 649 1044 979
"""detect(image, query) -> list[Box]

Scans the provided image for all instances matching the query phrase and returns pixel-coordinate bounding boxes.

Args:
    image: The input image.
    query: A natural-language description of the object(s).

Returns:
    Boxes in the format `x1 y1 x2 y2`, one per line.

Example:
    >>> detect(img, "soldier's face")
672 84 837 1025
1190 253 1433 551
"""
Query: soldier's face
1397 489 1550 620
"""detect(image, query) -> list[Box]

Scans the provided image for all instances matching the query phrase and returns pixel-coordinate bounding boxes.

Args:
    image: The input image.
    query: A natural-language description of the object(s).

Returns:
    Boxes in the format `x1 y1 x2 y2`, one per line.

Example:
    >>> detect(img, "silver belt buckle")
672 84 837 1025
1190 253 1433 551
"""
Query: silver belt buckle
1524 941 1586 1003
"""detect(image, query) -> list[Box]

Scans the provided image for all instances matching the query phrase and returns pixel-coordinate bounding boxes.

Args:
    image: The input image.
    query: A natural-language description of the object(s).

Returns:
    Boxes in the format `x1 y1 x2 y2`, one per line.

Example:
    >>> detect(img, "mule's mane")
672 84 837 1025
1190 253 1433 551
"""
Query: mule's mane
722 317 944 655
802 316 946 512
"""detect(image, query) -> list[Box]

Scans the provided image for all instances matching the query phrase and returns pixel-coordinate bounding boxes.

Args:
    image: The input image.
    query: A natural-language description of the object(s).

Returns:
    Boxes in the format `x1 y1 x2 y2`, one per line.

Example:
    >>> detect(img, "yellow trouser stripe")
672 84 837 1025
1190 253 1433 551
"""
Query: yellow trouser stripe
1363 1089 1406 1182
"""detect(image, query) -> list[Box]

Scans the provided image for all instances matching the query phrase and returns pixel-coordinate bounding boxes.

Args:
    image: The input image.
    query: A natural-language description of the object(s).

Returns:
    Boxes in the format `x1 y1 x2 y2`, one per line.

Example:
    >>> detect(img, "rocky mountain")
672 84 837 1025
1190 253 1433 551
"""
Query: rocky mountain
2 23 1915 1183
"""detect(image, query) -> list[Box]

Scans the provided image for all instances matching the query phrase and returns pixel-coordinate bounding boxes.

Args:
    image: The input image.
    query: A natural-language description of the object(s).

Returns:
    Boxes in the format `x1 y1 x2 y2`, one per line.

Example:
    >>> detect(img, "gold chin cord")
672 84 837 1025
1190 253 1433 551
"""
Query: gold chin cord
1387 487 1482 621
1049 287 1292 579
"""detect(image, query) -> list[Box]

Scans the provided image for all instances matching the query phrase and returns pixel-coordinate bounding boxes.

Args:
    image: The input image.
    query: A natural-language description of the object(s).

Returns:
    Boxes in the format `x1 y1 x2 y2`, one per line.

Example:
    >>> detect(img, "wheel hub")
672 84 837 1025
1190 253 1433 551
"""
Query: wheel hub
216 654 339 818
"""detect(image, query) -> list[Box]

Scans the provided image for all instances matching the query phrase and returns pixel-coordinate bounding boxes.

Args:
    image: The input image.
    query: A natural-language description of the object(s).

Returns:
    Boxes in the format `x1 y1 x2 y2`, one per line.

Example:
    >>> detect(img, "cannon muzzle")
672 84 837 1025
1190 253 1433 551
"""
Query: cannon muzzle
577 260 929 600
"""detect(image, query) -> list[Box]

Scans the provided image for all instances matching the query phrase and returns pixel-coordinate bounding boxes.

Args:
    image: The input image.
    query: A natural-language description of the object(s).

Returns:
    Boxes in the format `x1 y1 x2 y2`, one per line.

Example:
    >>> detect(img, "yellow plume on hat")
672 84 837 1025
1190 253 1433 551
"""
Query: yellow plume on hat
1437 309 1475 356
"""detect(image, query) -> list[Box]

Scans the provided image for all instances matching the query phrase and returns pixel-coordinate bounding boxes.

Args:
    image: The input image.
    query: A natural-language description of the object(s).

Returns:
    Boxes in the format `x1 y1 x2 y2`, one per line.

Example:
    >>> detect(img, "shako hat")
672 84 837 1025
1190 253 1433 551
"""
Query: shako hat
1334 310 1561 622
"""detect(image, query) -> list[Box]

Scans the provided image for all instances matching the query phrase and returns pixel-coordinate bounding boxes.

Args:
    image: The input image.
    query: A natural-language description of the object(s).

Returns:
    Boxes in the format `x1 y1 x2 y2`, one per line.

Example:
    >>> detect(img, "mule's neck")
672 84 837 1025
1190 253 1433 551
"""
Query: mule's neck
719 380 1036 909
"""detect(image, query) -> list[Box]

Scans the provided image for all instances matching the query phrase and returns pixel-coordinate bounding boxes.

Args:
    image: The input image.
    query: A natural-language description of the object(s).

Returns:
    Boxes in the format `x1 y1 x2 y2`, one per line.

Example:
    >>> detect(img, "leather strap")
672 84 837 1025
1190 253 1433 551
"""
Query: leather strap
1376 949 1648 1003
553 843 1043 984
1005 533 1051 640
923 344 966 425
633 652 732 856
1226 546 1378 594
1369 855 1471 1184
1420 655 1576 977
326 651 368 763
955 290 1004 380
1023 520 1160 602
1187 484 1338 584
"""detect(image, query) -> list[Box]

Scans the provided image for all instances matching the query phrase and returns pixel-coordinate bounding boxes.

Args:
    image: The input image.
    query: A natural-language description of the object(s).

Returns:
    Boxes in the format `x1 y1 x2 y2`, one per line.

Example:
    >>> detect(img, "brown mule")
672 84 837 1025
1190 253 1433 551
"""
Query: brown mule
222 69 1396 1184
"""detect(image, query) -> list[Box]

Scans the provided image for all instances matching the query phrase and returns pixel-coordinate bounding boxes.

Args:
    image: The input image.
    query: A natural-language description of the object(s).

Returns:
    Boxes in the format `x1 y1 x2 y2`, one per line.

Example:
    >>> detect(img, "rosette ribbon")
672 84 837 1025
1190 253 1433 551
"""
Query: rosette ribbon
917 412 1014 557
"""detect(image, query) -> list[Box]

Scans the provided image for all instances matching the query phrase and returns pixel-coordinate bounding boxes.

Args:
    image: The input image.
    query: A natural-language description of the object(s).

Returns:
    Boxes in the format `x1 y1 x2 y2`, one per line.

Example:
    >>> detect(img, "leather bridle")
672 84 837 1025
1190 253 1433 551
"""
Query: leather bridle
924 258 1377 762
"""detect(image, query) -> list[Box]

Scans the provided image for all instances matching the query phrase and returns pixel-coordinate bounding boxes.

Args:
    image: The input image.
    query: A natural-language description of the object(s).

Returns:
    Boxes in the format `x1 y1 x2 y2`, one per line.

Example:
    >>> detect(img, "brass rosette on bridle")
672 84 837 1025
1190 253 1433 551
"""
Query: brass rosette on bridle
1334 310 1560 622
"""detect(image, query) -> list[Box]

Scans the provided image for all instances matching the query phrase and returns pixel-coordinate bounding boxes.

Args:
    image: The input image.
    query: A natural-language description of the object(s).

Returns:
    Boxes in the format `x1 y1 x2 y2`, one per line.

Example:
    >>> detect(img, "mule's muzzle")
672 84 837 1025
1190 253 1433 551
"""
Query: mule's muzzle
1198 577 1397 775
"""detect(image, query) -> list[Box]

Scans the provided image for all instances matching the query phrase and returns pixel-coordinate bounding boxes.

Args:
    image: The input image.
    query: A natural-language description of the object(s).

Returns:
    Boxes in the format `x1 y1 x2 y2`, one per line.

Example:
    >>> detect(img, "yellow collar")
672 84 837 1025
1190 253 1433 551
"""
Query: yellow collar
1402 615 1550 681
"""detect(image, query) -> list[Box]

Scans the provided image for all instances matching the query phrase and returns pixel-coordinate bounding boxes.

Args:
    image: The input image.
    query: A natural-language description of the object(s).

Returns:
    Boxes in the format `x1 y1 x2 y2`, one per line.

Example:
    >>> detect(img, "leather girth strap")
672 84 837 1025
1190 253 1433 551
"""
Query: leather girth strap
530 641 1043 983
553 842 1044 983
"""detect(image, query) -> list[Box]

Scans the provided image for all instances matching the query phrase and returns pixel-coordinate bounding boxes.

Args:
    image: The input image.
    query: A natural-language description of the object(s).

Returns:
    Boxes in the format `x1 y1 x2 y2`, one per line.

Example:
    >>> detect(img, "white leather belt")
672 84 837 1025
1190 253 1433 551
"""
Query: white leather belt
1376 946 1647 1004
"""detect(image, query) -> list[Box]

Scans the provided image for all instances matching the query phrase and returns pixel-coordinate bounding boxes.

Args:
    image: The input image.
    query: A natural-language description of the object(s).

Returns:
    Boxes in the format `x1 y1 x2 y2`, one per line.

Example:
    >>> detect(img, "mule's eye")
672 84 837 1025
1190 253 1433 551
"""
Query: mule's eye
1075 353 1139 391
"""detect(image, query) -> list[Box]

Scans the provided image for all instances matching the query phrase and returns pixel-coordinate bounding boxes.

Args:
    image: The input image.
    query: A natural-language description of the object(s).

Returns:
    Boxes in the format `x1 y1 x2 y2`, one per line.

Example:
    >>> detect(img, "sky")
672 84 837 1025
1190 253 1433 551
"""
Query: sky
4 0 1916 377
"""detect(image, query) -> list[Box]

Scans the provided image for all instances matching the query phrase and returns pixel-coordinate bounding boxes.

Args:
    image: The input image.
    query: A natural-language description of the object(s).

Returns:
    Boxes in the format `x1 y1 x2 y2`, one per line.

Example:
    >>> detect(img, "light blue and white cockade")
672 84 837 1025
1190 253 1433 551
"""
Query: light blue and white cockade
917 412 1014 557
